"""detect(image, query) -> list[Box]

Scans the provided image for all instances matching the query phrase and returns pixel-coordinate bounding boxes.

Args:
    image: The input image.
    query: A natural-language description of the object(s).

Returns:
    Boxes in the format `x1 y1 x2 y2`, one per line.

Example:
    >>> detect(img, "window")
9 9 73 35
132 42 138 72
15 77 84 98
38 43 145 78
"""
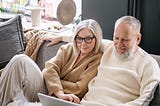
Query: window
0 0 82 21
38 0 81 20
0 0 28 13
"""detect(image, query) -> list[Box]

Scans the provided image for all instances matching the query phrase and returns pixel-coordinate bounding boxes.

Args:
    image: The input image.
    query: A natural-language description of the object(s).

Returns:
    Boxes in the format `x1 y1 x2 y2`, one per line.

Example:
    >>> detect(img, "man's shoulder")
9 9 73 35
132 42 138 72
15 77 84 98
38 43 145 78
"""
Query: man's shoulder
102 39 113 44
150 54 160 66
138 48 159 65
101 39 113 52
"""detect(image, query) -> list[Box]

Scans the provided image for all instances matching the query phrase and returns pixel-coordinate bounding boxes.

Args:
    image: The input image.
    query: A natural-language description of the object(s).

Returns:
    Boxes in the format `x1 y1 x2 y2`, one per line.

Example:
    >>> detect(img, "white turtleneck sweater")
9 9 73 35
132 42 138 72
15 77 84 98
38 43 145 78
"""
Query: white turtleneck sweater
80 43 160 106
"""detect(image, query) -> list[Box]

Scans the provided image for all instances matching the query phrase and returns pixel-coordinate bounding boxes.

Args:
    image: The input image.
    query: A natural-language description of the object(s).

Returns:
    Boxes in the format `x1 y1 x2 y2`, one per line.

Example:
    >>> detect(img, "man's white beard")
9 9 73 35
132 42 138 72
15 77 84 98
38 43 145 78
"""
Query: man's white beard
114 41 137 60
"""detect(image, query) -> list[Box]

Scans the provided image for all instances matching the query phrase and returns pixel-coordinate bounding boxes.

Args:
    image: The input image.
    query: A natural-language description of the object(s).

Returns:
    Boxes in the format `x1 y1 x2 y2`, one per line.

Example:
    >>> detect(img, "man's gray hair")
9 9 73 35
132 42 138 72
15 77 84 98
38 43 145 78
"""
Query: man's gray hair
72 19 103 56
114 16 141 34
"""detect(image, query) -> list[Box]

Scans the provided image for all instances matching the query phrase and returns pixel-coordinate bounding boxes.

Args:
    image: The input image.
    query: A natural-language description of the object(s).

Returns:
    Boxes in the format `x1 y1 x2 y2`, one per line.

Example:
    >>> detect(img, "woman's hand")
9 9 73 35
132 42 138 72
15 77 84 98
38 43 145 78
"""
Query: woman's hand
43 35 63 46
54 91 80 104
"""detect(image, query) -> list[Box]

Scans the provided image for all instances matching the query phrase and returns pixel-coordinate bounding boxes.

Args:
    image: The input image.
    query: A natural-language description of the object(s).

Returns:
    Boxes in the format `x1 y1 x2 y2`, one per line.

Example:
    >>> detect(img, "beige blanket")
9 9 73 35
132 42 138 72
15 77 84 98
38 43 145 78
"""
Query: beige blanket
24 28 48 61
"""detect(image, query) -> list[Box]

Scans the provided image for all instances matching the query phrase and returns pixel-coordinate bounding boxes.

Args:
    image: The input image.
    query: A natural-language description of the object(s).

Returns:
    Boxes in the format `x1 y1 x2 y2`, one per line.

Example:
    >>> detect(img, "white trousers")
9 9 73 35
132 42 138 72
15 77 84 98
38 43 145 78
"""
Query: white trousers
0 54 47 106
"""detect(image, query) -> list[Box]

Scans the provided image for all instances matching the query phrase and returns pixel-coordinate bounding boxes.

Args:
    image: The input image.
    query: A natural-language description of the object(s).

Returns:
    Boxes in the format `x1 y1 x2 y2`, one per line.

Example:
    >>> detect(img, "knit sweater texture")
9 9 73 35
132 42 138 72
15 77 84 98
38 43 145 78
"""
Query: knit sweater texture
81 43 160 106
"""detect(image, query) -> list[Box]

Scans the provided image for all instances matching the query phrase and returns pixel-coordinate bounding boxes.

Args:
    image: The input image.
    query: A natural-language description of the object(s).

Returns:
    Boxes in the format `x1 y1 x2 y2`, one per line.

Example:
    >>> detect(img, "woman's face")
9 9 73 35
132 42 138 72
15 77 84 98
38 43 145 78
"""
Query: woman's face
75 28 96 56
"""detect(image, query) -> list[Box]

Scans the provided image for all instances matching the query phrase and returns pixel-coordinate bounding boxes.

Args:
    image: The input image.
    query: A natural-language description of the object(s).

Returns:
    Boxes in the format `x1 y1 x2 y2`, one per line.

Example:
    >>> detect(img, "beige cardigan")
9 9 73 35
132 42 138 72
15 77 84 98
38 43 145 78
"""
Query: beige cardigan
43 43 103 99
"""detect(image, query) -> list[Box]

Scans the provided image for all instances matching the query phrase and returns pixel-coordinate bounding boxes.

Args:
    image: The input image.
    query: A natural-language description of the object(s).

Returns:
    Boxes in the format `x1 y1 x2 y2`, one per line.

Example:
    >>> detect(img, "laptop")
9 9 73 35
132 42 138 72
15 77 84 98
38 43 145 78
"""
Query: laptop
37 93 81 106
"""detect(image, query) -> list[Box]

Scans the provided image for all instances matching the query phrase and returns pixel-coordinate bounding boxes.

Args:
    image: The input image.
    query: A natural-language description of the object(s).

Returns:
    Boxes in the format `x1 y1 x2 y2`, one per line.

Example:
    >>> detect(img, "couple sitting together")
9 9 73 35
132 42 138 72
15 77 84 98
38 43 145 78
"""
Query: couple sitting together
0 16 160 106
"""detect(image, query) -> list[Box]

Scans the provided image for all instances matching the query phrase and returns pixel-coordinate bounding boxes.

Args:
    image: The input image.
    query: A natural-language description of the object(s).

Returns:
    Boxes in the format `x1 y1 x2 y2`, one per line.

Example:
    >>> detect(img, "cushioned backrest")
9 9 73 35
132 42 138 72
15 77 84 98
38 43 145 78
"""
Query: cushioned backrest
142 54 160 106
142 82 160 106
0 14 25 68
149 83 160 106
151 54 160 66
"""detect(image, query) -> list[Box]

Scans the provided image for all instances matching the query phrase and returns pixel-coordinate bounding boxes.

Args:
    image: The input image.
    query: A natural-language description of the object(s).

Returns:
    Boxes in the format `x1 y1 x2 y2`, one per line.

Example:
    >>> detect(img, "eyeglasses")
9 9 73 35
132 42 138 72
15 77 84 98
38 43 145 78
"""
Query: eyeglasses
75 36 95 44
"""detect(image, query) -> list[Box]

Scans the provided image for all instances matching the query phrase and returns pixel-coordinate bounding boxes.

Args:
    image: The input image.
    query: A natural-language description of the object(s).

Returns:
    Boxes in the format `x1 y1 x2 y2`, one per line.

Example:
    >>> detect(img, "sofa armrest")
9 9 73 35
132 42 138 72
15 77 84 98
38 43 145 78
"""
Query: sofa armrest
36 41 67 70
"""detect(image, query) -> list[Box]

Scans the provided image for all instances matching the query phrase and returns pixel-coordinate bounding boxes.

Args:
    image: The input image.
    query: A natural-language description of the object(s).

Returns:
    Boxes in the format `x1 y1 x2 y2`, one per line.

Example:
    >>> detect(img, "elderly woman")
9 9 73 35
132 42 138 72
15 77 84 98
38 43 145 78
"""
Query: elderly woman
0 19 103 106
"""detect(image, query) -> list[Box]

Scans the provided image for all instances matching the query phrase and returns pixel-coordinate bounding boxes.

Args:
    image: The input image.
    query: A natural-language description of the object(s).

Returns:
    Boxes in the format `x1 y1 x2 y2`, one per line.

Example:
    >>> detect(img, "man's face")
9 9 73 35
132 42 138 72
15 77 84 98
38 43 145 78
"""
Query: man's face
113 23 141 59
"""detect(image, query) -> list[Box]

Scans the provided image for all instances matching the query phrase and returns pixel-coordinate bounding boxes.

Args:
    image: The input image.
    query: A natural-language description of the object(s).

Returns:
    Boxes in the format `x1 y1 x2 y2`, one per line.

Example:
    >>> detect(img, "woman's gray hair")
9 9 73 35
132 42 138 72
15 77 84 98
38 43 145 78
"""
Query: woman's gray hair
114 16 141 34
72 19 103 56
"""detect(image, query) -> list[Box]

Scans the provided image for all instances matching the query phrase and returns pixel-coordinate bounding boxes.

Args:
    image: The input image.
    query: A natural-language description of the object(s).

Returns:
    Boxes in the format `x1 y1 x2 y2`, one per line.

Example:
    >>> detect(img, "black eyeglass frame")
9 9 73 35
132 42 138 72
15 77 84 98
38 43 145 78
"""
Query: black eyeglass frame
75 35 96 44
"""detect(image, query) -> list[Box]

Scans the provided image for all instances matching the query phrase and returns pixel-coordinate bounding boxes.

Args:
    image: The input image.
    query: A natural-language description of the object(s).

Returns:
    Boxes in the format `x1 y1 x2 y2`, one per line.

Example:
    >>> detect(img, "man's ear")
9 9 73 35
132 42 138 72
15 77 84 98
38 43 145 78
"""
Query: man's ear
136 33 142 45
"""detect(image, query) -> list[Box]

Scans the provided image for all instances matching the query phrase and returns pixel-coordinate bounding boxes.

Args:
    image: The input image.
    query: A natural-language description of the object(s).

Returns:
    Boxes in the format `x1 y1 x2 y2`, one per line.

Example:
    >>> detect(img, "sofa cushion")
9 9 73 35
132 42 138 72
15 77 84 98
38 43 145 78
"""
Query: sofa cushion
151 54 160 66
0 14 25 69
141 54 160 106
142 82 160 106
149 82 160 106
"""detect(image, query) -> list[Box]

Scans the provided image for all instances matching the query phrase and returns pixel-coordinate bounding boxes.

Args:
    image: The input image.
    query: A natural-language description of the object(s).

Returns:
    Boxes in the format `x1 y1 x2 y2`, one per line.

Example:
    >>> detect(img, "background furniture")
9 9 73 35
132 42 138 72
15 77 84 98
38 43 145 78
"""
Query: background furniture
0 15 25 69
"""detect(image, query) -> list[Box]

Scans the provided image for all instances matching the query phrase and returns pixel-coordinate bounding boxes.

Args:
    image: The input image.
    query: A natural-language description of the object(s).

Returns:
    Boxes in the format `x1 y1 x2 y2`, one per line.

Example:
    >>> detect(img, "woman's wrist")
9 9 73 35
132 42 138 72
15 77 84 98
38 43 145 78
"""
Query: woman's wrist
54 90 64 97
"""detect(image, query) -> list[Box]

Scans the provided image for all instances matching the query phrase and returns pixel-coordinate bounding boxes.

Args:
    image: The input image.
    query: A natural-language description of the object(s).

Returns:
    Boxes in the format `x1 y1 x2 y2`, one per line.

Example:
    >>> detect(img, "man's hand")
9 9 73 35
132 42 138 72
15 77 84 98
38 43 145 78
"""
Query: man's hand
43 35 63 47
54 91 80 104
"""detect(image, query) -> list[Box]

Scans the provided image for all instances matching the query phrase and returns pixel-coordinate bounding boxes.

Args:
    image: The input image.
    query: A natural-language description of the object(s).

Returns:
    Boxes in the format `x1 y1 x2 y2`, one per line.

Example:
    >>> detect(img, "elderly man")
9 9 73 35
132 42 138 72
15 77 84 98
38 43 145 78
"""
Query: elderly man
44 16 160 106
80 16 160 106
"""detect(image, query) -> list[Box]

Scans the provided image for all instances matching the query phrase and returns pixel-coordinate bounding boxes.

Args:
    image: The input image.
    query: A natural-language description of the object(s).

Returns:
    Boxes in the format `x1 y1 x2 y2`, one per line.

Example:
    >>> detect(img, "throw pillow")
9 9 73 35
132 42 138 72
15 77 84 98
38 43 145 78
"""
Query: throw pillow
0 14 25 69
